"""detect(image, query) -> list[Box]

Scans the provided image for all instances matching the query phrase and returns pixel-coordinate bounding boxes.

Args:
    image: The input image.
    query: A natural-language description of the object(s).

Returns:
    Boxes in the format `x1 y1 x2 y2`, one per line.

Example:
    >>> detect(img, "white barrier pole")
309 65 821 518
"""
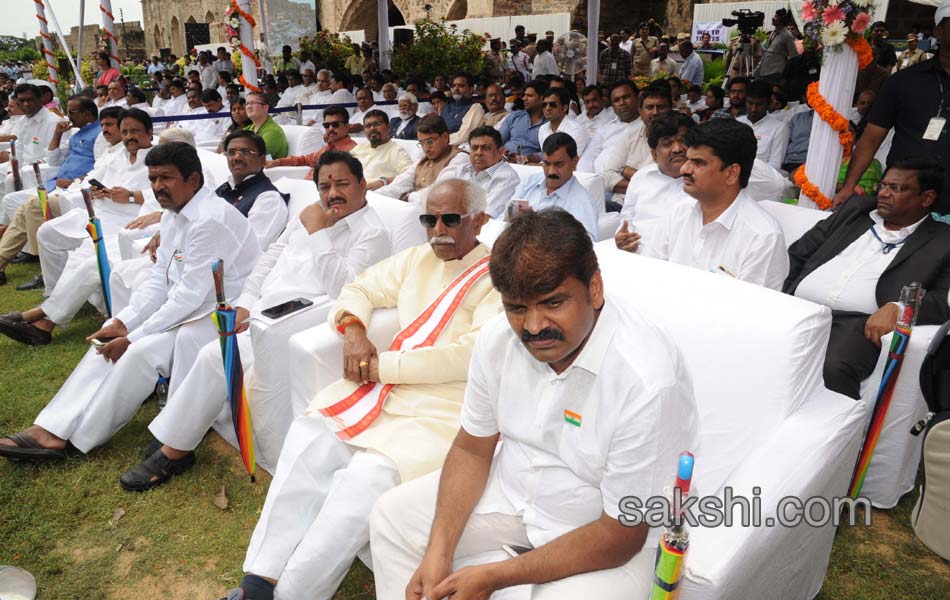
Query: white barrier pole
33 0 58 86
99 0 121 68
237 0 260 90
586 0 600 85
377 0 391 71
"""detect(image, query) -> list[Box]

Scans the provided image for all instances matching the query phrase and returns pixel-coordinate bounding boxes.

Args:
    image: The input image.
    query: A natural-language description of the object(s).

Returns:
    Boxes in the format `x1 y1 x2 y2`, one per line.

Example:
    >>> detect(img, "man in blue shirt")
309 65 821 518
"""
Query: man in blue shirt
497 79 547 162
510 132 599 239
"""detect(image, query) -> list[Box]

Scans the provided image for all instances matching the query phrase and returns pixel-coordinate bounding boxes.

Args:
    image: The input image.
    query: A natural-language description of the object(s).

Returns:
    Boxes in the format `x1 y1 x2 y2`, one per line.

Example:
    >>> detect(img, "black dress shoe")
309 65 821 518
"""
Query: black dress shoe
0 315 51 345
11 252 38 264
15 274 43 291
120 449 196 492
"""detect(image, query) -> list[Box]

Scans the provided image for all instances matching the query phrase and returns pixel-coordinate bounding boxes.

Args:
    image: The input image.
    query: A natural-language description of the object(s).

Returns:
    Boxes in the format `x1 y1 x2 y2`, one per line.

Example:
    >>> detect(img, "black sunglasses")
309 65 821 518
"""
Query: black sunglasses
542 101 563 108
418 213 468 228
323 121 345 129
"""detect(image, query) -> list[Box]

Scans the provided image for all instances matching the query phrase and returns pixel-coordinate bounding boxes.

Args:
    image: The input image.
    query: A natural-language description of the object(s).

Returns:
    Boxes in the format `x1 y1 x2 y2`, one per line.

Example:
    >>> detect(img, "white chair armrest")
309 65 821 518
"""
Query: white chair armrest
683 387 865 600
264 166 311 181
287 308 401 418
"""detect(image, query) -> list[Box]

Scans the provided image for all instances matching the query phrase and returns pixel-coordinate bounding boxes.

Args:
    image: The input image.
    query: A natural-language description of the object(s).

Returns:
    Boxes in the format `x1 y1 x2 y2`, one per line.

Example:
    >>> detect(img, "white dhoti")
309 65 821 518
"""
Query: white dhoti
243 416 400 600
0 188 37 225
34 319 216 453
149 305 330 473
110 255 153 316
40 244 111 326
370 471 656 600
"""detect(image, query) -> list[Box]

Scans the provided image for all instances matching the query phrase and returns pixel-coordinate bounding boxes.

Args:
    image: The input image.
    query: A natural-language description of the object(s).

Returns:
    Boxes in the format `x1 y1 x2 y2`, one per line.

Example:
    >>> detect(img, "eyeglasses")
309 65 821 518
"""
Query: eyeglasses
323 121 345 129
226 148 260 158
245 101 266 107
417 138 439 148
875 182 913 194
418 213 469 228
541 101 563 108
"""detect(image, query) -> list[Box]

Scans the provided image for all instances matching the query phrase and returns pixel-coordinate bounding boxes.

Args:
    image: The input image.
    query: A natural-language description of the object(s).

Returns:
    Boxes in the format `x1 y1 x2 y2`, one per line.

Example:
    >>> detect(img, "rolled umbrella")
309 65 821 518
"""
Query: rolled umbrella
81 188 112 317
210 258 255 481
651 451 695 600
31 163 52 220
849 282 924 499
10 139 22 192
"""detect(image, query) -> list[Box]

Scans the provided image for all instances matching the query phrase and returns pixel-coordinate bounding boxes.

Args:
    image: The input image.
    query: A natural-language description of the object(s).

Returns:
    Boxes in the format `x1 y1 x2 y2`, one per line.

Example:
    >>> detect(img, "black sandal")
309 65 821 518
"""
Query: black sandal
0 431 70 461
119 449 196 492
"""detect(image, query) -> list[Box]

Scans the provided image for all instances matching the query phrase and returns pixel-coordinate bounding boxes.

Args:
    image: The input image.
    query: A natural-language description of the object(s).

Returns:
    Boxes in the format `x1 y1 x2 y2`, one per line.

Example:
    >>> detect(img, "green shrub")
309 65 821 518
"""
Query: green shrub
391 20 485 82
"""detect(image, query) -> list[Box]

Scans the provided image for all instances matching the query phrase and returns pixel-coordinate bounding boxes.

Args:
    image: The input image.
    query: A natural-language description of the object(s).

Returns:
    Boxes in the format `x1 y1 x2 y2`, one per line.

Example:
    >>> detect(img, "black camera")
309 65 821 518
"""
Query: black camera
722 9 765 37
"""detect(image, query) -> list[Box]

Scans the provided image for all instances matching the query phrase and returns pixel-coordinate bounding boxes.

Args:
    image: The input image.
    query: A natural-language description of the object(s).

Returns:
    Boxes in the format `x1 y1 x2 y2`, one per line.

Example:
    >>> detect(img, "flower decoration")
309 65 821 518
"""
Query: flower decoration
794 167 833 211
851 12 871 34
801 0 874 53
802 1 819 21
225 0 261 92
822 5 846 25
821 20 848 46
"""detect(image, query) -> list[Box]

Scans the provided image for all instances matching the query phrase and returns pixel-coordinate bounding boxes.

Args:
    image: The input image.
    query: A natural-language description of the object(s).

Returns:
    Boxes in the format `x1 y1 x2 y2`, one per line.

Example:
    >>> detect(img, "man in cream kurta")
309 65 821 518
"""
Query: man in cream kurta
227 179 501 600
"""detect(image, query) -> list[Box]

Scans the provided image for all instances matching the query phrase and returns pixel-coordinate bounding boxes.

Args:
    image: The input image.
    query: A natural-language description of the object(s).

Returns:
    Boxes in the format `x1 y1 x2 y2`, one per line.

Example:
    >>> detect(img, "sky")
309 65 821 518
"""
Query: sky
2 1 145 39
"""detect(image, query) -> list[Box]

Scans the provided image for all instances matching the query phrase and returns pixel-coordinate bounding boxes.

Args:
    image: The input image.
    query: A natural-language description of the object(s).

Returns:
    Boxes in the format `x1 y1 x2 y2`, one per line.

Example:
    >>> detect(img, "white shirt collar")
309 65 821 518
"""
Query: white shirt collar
869 209 929 241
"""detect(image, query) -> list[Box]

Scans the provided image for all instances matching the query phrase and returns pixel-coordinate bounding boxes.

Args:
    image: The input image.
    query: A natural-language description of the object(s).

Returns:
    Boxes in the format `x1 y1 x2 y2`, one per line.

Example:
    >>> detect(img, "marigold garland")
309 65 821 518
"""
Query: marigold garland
226 0 261 92
99 3 122 66
794 166 832 211
806 81 853 157
846 36 874 70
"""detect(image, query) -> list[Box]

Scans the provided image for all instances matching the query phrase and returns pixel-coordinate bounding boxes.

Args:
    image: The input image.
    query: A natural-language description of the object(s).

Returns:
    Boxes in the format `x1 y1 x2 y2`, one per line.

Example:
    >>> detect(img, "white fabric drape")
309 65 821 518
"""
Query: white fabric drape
34 0 58 85
378 0 391 71
99 0 120 68
586 0 600 86
43 0 85 88
799 44 859 209
237 0 259 90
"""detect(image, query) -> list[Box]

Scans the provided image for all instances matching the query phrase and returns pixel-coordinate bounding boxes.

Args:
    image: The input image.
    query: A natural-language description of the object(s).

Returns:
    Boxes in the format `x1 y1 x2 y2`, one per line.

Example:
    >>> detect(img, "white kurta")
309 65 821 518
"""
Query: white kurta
642 190 790 290
149 203 392 473
600 119 654 198
737 114 790 171
538 115 591 158
448 160 521 219
370 297 699 599
33 188 259 454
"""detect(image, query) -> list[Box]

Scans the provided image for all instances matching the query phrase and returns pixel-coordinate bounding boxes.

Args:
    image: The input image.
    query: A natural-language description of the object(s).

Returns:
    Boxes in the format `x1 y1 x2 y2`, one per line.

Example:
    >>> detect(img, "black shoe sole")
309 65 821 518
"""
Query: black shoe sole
0 319 51 346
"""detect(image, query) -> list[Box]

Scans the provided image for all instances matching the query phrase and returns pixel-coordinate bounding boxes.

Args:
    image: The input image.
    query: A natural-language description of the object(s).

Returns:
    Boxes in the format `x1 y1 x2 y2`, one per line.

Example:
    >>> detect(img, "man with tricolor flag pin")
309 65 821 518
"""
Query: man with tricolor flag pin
370 209 698 600
225 178 501 600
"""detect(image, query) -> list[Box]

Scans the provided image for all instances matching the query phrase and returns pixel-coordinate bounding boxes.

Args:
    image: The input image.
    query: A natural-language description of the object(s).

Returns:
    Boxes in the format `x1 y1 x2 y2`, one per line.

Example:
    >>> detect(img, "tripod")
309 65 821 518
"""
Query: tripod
722 36 758 89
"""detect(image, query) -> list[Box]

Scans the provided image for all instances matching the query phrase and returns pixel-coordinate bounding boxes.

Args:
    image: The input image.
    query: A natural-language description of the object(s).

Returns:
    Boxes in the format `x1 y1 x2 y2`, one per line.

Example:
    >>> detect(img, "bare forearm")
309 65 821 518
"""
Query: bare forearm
427 437 497 559
487 518 649 589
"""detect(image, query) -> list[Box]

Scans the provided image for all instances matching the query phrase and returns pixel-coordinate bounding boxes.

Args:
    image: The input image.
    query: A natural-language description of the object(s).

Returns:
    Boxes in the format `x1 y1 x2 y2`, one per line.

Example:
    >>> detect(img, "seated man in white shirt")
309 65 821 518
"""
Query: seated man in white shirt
511 132 599 239
181 89 231 144
348 87 376 134
784 158 950 399
118 150 392 489
617 118 788 289
378 114 470 205
581 81 640 174
601 84 671 201
736 81 790 172
538 87 590 158
579 84 616 141
102 80 129 109
222 178 500 600
369 208 698 600
351 110 414 191
451 126 520 219
0 142 259 462
650 43 679 76
0 83 62 184
274 70 307 125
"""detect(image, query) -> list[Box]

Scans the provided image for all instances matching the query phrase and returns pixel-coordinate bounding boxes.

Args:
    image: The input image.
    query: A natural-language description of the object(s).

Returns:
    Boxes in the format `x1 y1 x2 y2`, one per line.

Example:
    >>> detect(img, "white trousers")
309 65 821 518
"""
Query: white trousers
41 245 110 326
110 255 152 315
149 305 330 473
0 188 36 225
34 319 216 453
369 471 656 600
37 209 89 294
243 416 400 600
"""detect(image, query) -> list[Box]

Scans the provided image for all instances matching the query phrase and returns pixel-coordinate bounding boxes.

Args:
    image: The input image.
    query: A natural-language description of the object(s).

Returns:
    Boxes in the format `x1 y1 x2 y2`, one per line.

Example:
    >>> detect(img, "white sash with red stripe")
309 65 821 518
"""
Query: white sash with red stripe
320 255 491 440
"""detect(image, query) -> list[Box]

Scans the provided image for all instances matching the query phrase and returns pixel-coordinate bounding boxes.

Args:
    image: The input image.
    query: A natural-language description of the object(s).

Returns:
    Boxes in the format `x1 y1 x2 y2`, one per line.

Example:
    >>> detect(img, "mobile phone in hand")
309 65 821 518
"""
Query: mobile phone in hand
87 178 106 189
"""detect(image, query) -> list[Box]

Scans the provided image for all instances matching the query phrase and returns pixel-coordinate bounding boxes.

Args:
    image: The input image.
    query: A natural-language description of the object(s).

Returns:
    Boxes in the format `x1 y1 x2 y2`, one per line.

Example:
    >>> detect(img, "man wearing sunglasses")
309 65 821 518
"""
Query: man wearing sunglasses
510 132 599 240
785 157 950 400
265 106 356 180
351 109 413 191
224 178 499 600
538 87 591 158
378 114 469 205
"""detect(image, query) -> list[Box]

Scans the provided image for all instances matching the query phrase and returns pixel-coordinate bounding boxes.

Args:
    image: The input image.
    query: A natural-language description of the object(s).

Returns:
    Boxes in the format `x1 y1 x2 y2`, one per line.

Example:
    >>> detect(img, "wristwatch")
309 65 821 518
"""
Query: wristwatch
128 191 135 204
379 176 387 185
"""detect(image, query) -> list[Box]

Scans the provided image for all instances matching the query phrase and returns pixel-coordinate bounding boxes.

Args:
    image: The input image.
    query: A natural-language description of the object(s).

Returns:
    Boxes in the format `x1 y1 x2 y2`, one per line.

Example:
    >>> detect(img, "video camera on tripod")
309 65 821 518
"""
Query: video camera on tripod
721 9 765 39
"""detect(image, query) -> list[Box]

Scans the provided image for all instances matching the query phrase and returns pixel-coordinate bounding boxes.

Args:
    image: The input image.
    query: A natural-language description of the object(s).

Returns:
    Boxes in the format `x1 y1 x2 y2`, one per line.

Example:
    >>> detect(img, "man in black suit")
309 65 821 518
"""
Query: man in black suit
389 92 420 140
785 157 950 399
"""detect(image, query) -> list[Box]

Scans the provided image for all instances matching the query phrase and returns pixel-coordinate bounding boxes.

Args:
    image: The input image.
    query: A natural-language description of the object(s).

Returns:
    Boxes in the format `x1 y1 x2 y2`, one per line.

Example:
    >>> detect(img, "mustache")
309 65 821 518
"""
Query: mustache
327 197 346 206
429 235 455 245
521 327 565 343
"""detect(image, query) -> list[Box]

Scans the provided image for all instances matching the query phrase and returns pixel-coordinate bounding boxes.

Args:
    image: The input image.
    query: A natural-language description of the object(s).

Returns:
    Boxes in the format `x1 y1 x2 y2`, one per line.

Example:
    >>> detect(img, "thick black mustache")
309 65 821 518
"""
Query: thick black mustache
522 327 565 343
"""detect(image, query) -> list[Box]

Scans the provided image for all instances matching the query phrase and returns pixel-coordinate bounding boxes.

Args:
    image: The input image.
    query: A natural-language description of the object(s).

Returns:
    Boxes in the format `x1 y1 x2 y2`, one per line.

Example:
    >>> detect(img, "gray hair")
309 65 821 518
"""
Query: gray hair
159 127 196 148
317 69 332 79
398 92 418 106
426 178 487 215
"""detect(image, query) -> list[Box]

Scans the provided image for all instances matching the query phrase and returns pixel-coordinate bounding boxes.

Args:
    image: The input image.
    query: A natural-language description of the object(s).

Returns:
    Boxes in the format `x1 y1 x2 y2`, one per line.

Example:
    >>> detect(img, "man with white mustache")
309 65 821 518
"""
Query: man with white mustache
223 178 501 600
389 93 421 140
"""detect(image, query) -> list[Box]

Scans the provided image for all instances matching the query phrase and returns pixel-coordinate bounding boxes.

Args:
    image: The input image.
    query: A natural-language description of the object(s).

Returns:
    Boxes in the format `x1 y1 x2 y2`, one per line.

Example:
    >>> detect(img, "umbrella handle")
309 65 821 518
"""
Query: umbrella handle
81 188 95 219
211 258 226 304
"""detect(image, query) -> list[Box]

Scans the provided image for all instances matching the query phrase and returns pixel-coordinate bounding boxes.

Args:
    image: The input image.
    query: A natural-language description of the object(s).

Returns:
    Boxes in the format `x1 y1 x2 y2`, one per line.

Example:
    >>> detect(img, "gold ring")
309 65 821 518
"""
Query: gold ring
359 360 369 368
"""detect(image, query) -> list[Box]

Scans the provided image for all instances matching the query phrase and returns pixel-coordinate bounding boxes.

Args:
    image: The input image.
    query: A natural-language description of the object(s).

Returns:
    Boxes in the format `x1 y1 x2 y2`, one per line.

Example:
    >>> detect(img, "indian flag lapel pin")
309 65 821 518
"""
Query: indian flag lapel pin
564 409 582 427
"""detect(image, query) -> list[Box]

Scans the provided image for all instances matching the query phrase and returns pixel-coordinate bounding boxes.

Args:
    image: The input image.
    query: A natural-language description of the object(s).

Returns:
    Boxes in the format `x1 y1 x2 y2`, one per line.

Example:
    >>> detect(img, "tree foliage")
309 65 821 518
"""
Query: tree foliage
391 20 486 82
298 30 355 74
0 36 40 63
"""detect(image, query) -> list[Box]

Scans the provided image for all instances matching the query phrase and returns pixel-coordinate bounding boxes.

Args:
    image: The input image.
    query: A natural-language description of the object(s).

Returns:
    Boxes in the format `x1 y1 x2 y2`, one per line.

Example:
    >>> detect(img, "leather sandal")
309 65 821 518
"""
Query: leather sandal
119 449 195 492
0 431 71 461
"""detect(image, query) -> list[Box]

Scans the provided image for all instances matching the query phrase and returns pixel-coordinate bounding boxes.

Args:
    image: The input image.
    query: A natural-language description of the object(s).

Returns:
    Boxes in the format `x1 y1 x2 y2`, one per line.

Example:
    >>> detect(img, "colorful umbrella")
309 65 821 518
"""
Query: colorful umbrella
9 139 23 191
81 188 112 317
651 451 695 600
210 258 255 481
849 282 924 499
32 162 52 220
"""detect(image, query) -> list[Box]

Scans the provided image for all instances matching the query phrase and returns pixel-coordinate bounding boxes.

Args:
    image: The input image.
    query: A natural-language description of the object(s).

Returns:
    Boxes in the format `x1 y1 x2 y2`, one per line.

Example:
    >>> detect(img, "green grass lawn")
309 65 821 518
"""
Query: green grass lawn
0 261 948 599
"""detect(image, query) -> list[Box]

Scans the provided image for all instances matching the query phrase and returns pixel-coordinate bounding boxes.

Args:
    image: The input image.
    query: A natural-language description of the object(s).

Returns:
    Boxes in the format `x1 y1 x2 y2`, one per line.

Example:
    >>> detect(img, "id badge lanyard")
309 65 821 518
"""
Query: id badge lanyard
924 73 949 141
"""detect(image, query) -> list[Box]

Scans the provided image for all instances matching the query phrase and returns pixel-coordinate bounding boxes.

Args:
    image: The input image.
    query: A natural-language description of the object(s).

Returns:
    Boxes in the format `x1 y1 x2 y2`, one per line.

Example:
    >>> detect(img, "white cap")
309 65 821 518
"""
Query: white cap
936 0 950 25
